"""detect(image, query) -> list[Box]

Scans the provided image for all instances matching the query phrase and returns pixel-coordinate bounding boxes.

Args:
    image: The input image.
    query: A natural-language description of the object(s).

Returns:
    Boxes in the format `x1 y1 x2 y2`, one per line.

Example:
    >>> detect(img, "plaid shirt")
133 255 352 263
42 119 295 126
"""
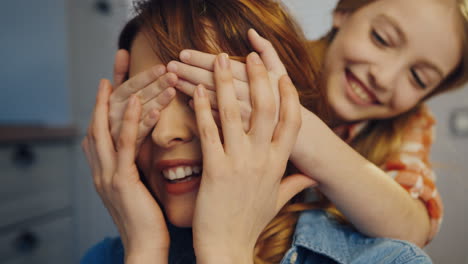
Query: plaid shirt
334 104 442 244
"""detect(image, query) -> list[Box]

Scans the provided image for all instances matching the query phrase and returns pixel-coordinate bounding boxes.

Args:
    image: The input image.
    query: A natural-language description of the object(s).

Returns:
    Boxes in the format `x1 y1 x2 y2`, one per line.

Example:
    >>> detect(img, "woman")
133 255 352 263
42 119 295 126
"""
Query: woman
81 0 468 262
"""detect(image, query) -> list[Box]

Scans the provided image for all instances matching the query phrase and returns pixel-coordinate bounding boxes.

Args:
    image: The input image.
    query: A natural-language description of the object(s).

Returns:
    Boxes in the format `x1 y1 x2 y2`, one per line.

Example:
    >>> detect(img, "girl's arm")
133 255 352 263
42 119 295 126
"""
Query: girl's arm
291 106 432 247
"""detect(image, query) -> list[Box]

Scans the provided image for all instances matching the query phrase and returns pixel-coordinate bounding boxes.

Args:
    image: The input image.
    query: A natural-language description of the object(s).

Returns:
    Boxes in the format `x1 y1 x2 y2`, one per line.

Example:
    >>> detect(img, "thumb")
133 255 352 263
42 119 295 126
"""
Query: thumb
247 28 287 75
276 173 318 212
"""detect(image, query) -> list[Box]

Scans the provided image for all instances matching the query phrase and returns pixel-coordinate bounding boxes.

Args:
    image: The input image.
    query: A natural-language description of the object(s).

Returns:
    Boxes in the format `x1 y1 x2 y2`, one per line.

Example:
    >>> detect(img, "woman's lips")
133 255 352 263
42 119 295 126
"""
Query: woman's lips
345 69 379 106
164 174 201 195
156 159 203 195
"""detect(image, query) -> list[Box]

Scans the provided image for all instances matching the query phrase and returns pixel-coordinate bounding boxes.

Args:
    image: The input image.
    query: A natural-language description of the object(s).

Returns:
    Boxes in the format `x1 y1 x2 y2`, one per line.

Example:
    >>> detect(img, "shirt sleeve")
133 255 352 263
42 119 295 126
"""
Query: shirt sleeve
381 105 443 244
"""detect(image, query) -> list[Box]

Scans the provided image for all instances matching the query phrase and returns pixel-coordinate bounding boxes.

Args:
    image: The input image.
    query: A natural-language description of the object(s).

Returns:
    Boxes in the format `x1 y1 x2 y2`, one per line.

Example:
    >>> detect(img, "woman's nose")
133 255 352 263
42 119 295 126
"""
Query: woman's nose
150 95 194 149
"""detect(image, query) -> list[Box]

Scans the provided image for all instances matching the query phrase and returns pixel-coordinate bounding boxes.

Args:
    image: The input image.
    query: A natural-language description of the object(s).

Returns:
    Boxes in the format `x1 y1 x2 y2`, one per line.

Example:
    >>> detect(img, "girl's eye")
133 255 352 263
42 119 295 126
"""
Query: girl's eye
371 30 389 46
411 69 427 89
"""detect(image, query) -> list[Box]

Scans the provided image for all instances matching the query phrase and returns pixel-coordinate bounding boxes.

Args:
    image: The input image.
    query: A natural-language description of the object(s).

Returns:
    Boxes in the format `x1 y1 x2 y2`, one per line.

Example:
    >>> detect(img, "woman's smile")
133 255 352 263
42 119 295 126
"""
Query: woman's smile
157 159 203 195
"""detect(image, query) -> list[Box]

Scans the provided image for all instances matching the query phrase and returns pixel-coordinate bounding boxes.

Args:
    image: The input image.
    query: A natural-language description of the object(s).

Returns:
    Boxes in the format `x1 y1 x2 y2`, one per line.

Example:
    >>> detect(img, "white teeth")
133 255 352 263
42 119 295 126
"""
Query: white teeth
184 166 192 175
162 165 202 181
169 170 177 180
350 81 371 102
175 167 185 179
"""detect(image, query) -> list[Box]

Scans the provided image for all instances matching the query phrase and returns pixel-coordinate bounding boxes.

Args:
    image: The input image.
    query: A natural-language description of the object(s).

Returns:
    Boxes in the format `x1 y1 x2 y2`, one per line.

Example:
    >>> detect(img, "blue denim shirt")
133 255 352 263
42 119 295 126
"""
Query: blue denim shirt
81 210 432 264
280 210 432 263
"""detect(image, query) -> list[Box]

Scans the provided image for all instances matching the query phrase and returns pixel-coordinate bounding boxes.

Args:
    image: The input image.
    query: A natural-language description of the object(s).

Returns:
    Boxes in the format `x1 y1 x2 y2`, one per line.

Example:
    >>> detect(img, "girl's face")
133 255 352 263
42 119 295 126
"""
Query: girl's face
325 0 463 124
131 32 202 227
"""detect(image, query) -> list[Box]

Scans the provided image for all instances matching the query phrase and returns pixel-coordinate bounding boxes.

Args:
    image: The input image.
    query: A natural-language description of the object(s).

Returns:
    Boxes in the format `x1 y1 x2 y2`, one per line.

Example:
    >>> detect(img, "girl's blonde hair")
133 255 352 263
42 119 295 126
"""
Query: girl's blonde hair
119 0 468 263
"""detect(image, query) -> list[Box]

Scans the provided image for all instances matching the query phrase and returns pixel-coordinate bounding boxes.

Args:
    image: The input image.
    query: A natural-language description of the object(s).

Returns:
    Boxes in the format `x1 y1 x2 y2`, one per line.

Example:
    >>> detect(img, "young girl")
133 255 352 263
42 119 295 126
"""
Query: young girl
81 0 467 263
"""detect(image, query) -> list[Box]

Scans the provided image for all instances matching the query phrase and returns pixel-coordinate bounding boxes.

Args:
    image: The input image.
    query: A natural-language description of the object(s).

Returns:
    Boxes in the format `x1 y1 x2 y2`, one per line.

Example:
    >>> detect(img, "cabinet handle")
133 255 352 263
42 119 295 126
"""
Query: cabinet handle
13 230 40 253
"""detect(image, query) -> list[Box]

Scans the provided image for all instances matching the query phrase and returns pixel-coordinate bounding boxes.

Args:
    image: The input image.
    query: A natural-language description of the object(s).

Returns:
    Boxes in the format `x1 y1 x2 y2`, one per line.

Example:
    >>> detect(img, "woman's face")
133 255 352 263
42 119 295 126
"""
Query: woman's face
325 0 462 123
131 32 202 227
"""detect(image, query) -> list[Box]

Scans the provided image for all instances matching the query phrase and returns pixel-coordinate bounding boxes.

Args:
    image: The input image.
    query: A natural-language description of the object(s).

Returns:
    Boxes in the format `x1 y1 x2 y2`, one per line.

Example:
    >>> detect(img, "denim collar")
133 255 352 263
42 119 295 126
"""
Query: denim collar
292 210 351 264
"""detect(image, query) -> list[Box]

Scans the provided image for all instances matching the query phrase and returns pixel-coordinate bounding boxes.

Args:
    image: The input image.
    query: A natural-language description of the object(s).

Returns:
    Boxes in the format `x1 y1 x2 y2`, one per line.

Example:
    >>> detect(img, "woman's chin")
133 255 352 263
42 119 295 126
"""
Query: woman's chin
165 206 195 227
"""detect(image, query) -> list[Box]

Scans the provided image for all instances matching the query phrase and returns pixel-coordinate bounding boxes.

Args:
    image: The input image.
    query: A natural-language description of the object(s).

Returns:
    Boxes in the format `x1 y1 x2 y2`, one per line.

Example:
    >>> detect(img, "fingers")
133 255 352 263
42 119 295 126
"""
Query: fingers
136 72 177 104
167 61 216 90
86 79 116 188
177 50 248 82
276 173 318 212
113 49 130 88
213 53 245 152
116 95 141 172
193 84 224 159
135 108 160 149
113 64 166 101
247 29 287 75
177 79 219 109
246 52 276 142
272 75 302 153
91 80 116 169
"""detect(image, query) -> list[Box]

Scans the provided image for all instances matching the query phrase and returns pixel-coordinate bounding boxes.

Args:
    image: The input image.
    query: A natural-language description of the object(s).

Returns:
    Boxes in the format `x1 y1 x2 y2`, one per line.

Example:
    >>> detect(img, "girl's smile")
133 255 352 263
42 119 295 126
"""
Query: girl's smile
345 68 380 106
325 0 463 124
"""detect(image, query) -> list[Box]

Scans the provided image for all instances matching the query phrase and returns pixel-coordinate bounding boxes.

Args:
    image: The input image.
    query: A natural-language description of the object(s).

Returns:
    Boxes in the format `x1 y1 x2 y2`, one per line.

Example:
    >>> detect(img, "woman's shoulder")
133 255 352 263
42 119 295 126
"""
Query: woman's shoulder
80 237 124 264
286 210 432 264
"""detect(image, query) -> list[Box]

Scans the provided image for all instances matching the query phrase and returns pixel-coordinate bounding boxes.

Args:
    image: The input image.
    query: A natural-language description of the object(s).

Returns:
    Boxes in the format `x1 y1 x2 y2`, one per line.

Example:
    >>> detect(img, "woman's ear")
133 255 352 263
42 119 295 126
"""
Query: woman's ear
332 10 351 29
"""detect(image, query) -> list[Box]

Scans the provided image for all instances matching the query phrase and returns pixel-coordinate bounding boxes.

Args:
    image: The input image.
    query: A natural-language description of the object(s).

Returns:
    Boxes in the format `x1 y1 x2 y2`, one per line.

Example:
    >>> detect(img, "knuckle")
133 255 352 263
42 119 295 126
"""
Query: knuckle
93 177 103 191
257 101 276 116
220 106 239 122
110 178 126 193
200 126 219 144
108 109 119 121
117 136 127 149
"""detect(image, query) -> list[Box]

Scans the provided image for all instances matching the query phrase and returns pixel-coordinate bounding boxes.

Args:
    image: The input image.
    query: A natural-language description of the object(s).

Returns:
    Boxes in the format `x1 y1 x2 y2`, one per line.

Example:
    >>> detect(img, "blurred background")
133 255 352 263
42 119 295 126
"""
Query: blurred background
0 0 466 263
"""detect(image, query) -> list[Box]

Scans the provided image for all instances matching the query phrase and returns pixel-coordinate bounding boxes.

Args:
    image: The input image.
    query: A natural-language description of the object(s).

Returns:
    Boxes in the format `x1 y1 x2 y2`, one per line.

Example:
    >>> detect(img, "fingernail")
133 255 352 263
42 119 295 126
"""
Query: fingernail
197 84 205 97
249 52 262 65
180 50 191 61
250 28 260 37
218 53 230 69
167 61 177 72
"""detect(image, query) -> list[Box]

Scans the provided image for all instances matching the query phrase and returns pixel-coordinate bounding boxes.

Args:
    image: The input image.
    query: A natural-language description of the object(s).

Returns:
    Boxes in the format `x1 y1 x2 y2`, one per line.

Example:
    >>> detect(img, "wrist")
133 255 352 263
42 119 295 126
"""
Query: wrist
195 246 254 264
125 248 168 264
291 106 315 161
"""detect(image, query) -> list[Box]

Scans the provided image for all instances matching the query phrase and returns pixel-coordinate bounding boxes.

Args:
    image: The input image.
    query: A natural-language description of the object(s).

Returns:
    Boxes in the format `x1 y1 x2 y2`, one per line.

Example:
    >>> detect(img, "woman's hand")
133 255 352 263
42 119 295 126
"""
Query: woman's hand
109 49 177 152
81 79 169 263
167 29 287 132
191 53 316 263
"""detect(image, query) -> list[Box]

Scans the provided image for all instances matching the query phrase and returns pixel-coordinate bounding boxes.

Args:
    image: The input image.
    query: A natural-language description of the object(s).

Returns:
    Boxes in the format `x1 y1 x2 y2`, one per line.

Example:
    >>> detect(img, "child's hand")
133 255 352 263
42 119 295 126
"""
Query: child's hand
191 53 316 263
109 49 176 152
167 29 287 132
81 79 170 259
